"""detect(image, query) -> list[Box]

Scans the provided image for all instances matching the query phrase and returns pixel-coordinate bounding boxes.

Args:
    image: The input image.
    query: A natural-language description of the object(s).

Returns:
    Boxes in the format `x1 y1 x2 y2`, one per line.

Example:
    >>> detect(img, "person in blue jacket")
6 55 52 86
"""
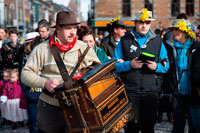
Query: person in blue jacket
162 19 198 133
20 32 41 133
113 8 169 133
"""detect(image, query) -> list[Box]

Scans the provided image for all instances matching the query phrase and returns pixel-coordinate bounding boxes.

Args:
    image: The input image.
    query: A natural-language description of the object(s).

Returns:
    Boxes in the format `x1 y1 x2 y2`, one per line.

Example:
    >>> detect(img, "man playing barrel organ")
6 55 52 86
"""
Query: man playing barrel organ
113 8 169 133
21 11 100 133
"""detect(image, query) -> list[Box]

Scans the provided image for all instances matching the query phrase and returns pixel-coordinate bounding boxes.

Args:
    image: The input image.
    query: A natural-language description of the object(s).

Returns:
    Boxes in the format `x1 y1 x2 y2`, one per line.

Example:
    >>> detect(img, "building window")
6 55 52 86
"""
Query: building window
186 0 194 16
122 0 131 17
145 0 153 13
171 0 180 17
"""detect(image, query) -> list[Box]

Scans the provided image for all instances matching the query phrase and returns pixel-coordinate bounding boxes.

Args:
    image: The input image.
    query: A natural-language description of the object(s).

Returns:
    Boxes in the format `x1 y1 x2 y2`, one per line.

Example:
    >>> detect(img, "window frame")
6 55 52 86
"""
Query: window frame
186 0 194 16
171 0 180 17
145 0 153 13
122 0 131 17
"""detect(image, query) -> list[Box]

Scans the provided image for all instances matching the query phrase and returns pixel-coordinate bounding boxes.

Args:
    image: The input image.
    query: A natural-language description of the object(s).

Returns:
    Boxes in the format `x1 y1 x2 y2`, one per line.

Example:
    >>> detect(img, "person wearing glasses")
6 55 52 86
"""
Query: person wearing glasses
113 8 169 133
31 19 51 50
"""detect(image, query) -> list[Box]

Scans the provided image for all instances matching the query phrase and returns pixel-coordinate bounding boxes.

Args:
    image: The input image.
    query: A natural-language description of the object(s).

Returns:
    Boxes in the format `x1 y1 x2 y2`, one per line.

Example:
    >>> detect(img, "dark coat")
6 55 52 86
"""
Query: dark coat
1 42 24 70
190 46 200 107
100 35 117 58
120 30 163 93
31 35 51 50
162 31 200 95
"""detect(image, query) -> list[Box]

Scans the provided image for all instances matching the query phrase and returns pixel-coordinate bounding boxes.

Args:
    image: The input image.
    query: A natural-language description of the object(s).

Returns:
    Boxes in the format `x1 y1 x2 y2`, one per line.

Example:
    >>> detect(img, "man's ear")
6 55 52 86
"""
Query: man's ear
56 26 60 33
113 27 118 33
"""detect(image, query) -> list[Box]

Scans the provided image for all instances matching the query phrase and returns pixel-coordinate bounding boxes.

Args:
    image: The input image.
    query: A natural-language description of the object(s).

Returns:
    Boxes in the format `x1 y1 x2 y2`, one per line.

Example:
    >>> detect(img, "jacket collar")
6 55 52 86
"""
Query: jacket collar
130 27 156 44
109 35 117 47
53 37 87 53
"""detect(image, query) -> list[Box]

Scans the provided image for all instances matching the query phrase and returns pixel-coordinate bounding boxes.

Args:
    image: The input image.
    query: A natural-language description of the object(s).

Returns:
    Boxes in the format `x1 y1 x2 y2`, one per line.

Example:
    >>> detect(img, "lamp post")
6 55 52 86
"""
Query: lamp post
0 0 4 26
23 0 26 37
16 0 19 30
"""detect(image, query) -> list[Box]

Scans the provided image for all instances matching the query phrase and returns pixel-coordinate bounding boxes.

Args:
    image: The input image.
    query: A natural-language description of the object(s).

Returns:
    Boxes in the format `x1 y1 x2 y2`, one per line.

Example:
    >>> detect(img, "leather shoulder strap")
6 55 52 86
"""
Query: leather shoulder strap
70 46 90 78
50 45 90 88
50 45 73 88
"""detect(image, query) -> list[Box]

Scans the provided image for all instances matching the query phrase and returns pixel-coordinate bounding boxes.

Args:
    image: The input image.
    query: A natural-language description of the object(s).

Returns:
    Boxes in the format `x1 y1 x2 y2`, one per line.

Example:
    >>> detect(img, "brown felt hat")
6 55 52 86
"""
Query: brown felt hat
52 11 81 28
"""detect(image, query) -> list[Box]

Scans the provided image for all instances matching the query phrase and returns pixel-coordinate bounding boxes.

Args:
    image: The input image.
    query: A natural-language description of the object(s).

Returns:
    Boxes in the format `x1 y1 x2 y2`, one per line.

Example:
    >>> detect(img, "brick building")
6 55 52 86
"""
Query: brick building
1 0 79 32
90 0 200 32
4 0 25 29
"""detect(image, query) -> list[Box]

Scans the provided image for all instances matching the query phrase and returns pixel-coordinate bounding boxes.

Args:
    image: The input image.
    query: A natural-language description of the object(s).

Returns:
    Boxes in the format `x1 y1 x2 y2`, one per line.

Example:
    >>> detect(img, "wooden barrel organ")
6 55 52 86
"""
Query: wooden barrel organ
55 59 134 132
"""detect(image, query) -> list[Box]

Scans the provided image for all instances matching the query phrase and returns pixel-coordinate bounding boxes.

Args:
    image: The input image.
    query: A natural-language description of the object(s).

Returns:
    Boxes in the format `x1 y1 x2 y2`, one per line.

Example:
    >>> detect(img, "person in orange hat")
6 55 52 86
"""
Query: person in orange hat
21 11 100 133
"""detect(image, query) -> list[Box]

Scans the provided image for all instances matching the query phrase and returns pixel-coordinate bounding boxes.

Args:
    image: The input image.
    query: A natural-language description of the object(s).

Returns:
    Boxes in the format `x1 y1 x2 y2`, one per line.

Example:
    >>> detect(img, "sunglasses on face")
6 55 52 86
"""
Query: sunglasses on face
138 21 151 24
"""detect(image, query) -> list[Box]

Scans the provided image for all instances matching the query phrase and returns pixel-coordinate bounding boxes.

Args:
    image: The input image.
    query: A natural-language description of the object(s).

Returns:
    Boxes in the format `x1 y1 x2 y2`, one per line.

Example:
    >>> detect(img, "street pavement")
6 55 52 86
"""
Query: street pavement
0 113 188 133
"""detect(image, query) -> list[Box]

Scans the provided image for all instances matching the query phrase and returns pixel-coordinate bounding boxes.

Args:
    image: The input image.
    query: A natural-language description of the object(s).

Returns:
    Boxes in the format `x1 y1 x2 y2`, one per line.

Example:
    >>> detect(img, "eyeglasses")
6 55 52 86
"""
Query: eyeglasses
138 21 151 24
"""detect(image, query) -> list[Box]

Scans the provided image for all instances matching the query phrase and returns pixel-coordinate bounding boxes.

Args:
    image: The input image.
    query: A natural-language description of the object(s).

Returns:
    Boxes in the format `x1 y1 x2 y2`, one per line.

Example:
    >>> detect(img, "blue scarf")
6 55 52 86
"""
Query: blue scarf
174 39 192 94
133 29 149 48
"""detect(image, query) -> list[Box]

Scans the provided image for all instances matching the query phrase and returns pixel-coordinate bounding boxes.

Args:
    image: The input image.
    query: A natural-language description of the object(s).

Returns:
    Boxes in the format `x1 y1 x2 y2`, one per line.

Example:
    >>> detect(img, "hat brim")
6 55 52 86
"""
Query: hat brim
168 27 185 31
132 18 156 21
168 27 177 30
168 27 190 36
113 24 126 28
51 22 81 28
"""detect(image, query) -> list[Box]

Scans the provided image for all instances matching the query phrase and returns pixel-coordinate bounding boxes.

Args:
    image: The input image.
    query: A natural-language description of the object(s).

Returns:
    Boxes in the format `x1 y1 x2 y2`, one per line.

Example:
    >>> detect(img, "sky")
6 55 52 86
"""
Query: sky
52 0 90 21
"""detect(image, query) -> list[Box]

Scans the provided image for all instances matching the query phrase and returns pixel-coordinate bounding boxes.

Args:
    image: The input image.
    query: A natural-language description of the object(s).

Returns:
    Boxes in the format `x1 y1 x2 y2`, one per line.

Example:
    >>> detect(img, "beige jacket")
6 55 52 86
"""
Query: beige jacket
21 39 100 106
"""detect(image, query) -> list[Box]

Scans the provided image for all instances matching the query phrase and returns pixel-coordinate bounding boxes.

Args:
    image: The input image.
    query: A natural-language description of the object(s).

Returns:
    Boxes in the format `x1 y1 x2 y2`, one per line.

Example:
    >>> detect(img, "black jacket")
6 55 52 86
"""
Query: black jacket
162 31 200 95
1 42 24 70
120 30 163 93
190 46 200 107
100 35 117 58
31 35 51 50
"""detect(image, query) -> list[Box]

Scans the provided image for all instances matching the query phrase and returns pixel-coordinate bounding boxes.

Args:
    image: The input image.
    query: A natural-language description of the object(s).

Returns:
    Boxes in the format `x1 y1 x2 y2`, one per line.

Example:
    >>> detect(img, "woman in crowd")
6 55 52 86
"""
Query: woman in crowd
20 32 41 133
77 25 108 63
162 19 198 133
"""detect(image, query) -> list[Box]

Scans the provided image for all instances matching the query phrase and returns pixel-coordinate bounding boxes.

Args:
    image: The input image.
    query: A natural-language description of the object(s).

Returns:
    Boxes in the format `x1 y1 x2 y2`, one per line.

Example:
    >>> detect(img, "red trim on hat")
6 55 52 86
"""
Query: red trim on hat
25 38 35 42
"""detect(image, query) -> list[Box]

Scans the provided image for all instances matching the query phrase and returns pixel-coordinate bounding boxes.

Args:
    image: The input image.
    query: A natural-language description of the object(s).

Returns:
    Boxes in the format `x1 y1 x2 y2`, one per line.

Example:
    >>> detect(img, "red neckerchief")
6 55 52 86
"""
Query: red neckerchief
49 32 77 52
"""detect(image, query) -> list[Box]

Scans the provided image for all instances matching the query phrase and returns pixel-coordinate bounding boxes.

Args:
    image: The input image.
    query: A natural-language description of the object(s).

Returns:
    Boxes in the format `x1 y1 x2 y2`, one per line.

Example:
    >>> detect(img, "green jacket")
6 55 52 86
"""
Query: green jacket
94 45 108 63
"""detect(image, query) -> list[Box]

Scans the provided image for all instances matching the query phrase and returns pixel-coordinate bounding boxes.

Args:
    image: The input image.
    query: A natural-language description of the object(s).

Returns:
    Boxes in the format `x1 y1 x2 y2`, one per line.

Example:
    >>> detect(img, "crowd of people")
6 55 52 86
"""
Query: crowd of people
0 8 200 133
0 18 51 132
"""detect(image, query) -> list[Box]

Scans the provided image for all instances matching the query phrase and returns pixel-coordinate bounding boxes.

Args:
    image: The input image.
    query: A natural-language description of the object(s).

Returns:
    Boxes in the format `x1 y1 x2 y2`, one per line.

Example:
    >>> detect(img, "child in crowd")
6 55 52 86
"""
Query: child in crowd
0 69 10 125
0 69 10 96
1 69 28 130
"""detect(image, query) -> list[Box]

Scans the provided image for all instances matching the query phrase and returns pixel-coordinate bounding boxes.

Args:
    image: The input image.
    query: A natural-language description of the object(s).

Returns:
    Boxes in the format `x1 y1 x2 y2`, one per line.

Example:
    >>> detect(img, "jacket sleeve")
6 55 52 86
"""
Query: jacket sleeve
191 47 200 86
97 47 109 63
113 41 132 72
21 45 47 88
2 83 8 96
155 42 169 73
